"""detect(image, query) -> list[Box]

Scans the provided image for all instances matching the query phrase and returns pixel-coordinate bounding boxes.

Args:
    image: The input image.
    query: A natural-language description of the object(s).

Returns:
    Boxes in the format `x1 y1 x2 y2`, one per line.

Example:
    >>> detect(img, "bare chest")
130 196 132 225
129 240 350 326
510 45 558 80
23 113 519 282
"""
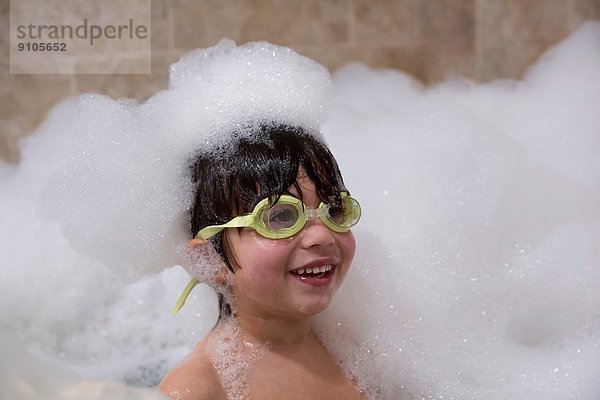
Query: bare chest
246 349 364 400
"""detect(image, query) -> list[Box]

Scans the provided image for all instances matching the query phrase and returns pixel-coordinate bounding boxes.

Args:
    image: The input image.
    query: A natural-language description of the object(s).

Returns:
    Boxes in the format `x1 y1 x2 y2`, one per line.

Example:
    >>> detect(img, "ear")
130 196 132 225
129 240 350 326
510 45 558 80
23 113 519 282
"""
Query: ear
187 237 208 249
186 237 232 285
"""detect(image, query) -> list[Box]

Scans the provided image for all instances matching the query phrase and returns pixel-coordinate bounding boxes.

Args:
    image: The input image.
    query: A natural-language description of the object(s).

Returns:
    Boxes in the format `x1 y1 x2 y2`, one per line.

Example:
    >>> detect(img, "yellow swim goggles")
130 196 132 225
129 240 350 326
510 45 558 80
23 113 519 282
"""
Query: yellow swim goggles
196 192 361 240
172 192 361 314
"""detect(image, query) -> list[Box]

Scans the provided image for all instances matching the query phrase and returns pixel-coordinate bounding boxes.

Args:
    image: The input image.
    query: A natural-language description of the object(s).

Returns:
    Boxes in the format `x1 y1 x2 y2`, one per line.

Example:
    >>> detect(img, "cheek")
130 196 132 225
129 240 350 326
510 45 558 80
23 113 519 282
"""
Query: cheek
339 231 357 264
228 230 279 266
245 230 291 253
232 238 293 300
234 232 294 273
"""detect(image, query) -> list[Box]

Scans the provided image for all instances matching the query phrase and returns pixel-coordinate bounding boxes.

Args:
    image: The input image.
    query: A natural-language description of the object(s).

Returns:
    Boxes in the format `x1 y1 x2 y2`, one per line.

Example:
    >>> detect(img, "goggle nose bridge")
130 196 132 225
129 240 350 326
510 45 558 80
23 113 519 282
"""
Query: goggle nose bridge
300 203 331 223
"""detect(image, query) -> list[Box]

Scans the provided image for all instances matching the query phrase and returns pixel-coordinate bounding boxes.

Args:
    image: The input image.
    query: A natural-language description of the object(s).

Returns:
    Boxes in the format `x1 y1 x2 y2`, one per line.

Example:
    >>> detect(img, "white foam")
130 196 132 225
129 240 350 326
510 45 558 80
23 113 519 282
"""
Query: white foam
208 318 270 400
0 100 216 396
0 333 165 400
1 22 600 399
180 240 234 297
318 21 600 400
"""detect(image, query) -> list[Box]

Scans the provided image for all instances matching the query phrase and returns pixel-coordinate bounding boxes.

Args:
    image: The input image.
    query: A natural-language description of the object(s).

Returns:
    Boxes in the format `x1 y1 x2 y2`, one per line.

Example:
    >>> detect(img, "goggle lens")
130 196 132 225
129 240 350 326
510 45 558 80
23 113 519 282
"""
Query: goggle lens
263 203 300 232
325 195 361 229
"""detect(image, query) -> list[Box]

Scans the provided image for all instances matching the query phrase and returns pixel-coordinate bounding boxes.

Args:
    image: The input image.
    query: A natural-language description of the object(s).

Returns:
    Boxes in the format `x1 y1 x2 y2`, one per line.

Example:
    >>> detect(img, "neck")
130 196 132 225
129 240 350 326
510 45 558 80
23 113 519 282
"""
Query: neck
229 310 316 347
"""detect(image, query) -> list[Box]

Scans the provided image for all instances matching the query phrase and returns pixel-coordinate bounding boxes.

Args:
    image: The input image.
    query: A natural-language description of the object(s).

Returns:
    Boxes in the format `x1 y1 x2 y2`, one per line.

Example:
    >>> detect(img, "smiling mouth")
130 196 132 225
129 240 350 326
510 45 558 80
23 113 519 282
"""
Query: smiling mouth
290 265 334 279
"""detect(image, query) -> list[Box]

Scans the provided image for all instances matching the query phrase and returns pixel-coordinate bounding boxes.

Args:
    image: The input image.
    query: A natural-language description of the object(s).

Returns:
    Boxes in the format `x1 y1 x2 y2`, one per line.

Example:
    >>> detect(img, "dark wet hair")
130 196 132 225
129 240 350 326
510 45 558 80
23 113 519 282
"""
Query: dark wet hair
188 123 348 317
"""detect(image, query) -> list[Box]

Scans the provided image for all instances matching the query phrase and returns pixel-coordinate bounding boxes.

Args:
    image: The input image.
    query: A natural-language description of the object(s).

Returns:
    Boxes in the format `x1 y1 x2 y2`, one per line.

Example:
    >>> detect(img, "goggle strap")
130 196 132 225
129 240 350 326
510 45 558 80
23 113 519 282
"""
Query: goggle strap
172 277 199 315
196 214 255 239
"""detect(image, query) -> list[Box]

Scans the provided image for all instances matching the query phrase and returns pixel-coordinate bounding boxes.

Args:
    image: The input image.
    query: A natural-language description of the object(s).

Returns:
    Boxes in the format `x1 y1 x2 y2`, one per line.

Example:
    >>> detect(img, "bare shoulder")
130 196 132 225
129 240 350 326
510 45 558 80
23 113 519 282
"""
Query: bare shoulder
159 342 227 400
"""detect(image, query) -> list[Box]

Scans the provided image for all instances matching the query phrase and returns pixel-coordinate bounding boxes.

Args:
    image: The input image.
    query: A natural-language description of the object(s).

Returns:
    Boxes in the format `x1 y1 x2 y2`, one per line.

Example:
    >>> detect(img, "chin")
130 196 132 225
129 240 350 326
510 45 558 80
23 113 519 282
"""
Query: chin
296 295 335 316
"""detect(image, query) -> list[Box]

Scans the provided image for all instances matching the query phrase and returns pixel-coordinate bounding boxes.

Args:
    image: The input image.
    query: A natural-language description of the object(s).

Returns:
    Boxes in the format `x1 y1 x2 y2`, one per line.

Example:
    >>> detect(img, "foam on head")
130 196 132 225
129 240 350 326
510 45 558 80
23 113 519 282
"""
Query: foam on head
41 39 332 281
168 39 331 137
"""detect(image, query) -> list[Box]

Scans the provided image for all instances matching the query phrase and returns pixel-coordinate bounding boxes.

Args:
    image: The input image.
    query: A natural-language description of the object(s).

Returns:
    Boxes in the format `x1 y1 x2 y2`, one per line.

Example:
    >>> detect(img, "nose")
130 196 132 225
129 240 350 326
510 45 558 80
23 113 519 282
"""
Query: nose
300 213 336 247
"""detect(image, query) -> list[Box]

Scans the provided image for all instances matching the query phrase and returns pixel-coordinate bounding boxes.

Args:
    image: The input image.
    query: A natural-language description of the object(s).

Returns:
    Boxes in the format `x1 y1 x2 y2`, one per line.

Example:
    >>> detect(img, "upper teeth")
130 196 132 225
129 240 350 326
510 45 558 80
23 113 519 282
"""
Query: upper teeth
295 265 332 275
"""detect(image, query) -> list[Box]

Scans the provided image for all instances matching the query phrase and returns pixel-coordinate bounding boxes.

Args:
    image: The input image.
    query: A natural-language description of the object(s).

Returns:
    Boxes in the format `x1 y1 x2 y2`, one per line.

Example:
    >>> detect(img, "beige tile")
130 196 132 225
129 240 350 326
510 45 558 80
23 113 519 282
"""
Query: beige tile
509 34 570 78
569 0 600 25
504 0 570 37
5 0 600 165
0 75 73 122
477 32 570 82
151 0 171 51
0 74 72 162
0 0 14 74
240 0 349 45
292 44 355 72
421 0 475 46
352 0 422 43
318 0 351 23
171 0 252 48
474 0 577 81
0 1 7 24
351 0 475 81
172 0 349 50
71 51 152 75
73 53 172 100
474 0 513 81
301 43 429 82
1 2 12 161
0 119 22 164
476 38 513 81
422 43 476 83
418 0 475 81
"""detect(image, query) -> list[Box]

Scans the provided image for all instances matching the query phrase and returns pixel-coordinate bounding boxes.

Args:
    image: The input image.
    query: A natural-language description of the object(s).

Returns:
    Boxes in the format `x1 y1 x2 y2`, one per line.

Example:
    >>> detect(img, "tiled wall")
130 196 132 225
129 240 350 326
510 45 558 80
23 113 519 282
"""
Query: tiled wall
1 0 599 162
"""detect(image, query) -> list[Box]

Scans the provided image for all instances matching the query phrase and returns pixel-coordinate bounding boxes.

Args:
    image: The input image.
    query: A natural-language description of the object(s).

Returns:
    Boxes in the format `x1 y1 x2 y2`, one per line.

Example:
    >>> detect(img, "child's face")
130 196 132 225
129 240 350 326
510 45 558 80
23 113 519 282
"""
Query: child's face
224 174 356 319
